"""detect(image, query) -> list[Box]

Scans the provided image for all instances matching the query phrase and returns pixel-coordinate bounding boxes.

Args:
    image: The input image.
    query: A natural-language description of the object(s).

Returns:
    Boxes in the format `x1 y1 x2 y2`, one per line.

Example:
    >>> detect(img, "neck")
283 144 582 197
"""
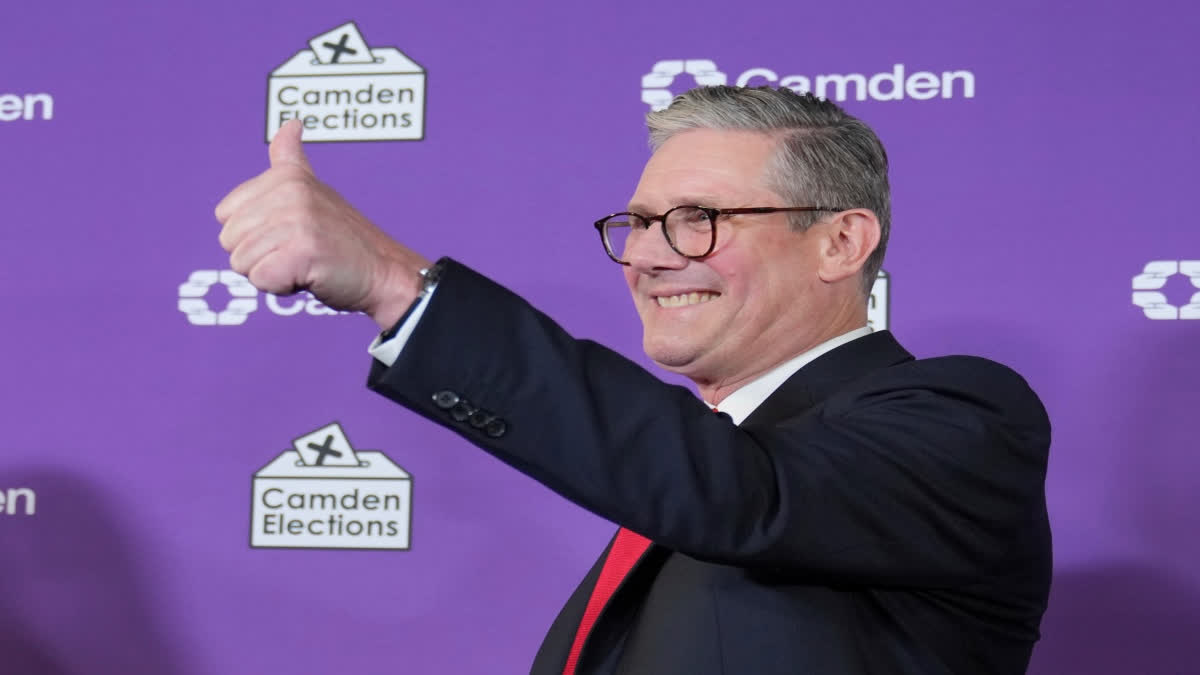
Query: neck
695 308 866 406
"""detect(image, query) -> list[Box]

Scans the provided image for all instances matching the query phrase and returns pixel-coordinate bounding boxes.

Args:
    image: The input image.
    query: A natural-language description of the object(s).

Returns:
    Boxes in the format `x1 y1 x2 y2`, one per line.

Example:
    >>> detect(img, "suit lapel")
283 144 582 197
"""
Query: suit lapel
740 330 914 429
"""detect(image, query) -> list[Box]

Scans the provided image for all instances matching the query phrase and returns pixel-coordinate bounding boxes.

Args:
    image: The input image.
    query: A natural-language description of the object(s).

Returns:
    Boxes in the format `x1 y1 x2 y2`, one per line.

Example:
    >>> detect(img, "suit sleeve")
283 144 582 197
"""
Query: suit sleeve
367 260 1051 586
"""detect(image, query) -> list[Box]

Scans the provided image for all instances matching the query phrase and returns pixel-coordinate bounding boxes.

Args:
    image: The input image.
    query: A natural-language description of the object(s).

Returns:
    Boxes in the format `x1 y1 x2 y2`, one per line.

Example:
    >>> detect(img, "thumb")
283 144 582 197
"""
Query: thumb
269 119 312 171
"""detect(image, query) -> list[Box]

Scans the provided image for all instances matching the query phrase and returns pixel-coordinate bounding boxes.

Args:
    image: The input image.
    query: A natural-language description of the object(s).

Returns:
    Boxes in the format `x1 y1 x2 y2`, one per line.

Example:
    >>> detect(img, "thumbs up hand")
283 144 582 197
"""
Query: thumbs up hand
215 120 430 330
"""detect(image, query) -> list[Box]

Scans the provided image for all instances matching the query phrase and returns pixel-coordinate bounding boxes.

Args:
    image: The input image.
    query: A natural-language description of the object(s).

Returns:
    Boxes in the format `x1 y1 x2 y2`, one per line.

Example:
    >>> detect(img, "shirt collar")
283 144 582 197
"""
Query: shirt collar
705 326 873 425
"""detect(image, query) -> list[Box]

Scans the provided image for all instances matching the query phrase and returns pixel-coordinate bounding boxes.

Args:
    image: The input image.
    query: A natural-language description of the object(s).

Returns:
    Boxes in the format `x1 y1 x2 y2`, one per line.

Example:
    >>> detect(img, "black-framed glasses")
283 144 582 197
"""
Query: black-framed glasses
593 205 847 265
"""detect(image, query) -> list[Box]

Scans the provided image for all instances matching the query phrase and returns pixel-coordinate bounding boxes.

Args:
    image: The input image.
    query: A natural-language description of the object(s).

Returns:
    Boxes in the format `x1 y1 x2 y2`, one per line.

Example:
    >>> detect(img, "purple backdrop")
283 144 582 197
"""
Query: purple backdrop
3 0 1198 672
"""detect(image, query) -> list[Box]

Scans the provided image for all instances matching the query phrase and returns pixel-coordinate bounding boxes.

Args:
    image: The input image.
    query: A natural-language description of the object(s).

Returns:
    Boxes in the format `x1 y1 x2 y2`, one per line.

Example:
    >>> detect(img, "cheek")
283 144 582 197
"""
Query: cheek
622 269 639 296
706 250 754 296
712 246 802 318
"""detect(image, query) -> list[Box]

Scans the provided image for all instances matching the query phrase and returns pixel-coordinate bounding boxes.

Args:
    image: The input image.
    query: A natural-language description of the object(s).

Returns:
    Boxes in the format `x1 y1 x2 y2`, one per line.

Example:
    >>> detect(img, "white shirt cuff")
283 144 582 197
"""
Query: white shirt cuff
367 286 436 367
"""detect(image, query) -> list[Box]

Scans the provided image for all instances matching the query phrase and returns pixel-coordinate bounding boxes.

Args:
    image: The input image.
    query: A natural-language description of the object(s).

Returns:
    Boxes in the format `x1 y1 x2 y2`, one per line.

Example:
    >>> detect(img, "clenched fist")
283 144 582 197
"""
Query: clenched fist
215 119 431 330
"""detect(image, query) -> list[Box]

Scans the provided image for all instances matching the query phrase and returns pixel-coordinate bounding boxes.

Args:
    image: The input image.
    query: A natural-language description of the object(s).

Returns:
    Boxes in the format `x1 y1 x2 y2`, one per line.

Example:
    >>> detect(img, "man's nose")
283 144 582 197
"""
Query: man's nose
624 221 689 273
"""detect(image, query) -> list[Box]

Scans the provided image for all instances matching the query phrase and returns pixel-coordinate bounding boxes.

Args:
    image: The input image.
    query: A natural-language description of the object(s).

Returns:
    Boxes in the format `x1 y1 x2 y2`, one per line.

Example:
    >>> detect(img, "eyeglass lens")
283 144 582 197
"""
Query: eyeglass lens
602 207 715 262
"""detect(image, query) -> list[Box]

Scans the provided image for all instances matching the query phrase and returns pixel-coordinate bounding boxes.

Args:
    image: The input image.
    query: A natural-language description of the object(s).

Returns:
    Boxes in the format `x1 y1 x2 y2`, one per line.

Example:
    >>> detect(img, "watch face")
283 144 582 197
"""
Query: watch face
420 259 446 292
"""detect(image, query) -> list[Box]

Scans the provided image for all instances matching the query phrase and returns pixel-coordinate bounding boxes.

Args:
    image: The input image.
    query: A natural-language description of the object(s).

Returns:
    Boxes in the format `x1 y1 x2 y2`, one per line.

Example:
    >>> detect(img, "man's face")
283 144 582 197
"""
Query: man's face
623 128 833 389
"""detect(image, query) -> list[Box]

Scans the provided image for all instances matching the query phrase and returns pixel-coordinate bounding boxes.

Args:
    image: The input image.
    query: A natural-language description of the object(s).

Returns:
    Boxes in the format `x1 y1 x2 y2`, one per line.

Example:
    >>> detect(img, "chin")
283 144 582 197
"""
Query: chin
642 336 701 373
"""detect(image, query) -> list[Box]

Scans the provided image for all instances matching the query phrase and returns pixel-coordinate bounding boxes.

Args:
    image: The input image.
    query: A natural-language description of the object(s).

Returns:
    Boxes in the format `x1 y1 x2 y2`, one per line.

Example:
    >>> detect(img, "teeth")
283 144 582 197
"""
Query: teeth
655 292 718 308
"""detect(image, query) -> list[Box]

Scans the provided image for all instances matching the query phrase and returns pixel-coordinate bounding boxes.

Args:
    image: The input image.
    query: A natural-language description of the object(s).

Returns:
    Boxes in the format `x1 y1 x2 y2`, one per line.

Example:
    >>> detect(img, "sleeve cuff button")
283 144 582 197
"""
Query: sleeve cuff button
433 390 460 409
485 419 507 438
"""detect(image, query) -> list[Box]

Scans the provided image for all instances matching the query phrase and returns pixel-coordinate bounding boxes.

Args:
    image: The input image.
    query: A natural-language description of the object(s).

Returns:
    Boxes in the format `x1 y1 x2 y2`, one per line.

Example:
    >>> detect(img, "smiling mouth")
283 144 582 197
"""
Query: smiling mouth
654 292 720 308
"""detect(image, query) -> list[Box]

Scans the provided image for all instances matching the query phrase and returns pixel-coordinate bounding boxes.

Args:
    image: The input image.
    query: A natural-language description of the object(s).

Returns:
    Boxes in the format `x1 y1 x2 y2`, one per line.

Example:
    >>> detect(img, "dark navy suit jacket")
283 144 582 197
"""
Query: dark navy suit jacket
368 260 1052 674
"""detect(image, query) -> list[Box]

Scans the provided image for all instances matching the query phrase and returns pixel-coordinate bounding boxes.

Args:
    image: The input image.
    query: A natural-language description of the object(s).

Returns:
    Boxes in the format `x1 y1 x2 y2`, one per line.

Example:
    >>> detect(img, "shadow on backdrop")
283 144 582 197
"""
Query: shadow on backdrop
1113 323 1200 596
0 469 186 675
1028 564 1200 674
0 625 67 675
910 319 1200 673
1035 322 1200 673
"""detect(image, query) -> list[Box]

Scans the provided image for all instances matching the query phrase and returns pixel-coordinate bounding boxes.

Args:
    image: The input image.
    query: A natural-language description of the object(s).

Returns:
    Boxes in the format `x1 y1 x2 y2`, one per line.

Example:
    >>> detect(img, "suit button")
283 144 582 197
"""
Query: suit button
469 410 491 428
432 391 460 409
450 401 474 422
485 418 507 438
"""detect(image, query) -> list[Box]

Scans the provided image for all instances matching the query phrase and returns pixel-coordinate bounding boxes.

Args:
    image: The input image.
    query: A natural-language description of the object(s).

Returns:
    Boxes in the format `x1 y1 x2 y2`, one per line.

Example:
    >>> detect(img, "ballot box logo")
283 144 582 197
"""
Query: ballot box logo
641 59 976 109
251 422 413 550
868 270 890 331
178 269 352 326
1132 260 1200 320
267 21 426 143
641 60 728 111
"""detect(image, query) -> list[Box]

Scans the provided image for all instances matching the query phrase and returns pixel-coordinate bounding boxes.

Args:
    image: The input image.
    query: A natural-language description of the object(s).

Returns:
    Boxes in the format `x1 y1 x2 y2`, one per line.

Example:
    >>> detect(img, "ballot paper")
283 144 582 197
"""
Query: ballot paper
308 22 375 65
293 422 360 467
267 21 426 143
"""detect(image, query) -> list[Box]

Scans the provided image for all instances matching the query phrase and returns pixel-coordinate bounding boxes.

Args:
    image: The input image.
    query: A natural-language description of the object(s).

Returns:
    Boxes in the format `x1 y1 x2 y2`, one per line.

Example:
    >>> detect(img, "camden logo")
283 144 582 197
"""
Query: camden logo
0 487 36 516
641 59 975 111
868 271 890 331
267 21 426 143
251 422 412 550
641 60 728 112
0 93 53 122
1132 260 1200 320
177 269 351 326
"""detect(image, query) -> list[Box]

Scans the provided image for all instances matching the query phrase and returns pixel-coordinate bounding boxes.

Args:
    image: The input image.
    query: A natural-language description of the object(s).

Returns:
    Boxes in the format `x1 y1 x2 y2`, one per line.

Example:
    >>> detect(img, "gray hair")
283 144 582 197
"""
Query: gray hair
646 86 890 295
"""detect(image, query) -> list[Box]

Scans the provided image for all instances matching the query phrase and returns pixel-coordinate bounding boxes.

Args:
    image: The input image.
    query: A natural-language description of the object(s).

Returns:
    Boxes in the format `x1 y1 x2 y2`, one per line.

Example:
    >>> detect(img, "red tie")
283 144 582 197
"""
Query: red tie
561 527 652 674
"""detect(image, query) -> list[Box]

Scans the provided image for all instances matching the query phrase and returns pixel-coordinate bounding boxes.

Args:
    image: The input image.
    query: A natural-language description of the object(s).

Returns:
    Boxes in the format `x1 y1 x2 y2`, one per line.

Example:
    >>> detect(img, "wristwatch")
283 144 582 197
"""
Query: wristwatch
379 257 447 342
418 257 447 297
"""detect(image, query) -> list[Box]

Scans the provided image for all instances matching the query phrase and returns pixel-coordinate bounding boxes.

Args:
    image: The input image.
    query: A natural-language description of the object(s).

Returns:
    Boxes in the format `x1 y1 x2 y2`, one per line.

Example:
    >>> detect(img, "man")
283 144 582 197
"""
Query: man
217 86 1051 674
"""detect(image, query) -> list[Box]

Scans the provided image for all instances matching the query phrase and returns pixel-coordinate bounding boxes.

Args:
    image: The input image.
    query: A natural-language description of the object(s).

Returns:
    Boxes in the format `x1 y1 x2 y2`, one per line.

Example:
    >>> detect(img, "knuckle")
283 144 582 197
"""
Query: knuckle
289 180 317 205
274 167 309 188
229 248 249 276
249 258 294 296
247 267 271 293
287 235 317 262
271 183 310 213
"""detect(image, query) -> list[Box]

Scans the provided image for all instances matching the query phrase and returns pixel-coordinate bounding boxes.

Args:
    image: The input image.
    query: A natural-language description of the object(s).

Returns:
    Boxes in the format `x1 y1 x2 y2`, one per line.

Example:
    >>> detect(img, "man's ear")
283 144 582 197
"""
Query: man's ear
815 209 881 284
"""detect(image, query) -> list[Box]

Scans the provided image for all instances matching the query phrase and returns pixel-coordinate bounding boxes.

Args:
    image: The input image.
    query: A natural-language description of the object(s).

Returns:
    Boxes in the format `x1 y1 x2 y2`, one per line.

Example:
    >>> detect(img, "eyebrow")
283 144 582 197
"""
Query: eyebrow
626 196 725 213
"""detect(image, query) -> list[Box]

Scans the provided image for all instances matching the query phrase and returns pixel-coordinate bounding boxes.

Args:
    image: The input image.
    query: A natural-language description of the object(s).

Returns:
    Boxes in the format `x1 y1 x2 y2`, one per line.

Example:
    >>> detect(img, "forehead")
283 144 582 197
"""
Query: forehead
630 128 781 210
